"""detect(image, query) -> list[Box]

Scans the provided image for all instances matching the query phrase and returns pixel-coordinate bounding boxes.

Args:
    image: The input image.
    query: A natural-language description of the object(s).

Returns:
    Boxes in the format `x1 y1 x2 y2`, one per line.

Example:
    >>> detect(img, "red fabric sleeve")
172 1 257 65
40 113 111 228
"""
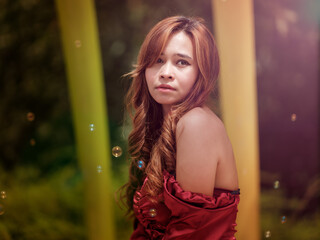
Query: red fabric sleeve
130 218 149 240
162 171 239 240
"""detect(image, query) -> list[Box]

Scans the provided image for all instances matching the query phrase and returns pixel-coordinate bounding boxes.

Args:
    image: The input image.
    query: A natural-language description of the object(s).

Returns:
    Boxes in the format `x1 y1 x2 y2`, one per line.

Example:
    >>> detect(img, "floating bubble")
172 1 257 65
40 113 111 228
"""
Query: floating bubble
242 168 248 175
110 41 126 56
30 138 36 146
265 230 271 238
74 40 82 48
0 204 4 215
291 113 297 122
275 18 288 37
148 208 157 217
112 146 122 157
27 112 35 121
97 165 102 173
274 180 280 189
0 191 6 199
281 215 287 224
89 123 95 132
137 160 144 169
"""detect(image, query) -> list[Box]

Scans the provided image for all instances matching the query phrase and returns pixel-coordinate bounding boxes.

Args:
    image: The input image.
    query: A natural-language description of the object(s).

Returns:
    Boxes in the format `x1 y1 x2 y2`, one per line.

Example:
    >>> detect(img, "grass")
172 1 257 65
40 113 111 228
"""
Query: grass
0 164 319 239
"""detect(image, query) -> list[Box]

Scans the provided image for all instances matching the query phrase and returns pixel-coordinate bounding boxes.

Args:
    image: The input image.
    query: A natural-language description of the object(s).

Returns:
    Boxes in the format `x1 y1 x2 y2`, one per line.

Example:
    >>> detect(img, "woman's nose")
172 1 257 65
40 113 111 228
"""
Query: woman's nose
160 62 174 80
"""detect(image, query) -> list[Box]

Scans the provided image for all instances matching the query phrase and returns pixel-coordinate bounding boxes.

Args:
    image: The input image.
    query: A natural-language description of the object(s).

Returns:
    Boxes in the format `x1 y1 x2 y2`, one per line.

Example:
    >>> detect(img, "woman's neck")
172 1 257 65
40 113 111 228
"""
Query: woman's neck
162 105 172 117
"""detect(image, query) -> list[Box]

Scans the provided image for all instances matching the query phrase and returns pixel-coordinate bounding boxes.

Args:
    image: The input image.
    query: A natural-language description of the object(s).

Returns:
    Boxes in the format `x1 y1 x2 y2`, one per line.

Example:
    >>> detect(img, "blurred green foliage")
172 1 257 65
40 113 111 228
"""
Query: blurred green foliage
261 189 320 240
0 162 134 239
0 165 85 240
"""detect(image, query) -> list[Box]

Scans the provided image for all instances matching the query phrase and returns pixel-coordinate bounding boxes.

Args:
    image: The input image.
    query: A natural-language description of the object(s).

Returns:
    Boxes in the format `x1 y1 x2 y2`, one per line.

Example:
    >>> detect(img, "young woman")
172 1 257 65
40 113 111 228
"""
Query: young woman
122 16 239 240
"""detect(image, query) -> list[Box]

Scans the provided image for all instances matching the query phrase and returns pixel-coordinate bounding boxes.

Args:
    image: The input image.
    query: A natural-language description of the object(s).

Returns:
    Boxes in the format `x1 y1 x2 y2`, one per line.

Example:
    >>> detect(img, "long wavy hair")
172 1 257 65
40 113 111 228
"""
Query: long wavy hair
121 16 220 215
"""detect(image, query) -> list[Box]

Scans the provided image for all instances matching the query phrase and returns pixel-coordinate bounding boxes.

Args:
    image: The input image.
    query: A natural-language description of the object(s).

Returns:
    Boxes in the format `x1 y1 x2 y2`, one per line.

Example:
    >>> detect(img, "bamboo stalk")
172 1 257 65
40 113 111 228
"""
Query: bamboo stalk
212 0 260 239
55 1 115 239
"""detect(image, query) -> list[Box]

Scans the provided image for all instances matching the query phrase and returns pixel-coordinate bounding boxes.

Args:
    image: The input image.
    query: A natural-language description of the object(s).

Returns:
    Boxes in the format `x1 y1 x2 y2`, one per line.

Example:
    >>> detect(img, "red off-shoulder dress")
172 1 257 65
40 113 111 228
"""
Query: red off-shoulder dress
131 170 240 240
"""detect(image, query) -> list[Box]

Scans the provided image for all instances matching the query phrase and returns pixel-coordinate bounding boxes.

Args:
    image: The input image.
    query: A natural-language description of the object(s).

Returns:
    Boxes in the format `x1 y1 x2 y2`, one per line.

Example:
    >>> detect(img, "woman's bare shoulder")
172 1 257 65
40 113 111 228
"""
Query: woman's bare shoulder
175 106 233 196
176 106 227 141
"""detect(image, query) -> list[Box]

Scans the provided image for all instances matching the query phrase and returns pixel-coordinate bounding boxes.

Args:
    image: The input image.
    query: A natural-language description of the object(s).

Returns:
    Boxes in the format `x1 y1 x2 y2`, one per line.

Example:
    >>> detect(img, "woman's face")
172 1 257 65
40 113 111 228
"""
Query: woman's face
145 31 199 115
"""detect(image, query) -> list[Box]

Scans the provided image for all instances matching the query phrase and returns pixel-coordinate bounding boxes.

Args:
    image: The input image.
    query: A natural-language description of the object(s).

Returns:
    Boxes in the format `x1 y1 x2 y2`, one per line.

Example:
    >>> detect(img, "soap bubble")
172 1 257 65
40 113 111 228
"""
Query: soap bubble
110 41 126 56
89 123 95 132
30 139 36 146
137 160 144 169
148 208 157 217
0 191 6 199
112 146 122 157
274 180 280 189
242 168 248 175
75 40 82 48
27 112 35 121
265 230 271 238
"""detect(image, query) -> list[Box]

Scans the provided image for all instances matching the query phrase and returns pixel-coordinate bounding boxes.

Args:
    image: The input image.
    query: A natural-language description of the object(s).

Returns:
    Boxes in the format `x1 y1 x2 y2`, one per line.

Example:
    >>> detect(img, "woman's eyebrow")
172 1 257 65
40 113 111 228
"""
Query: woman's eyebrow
175 53 192 59
160 52 193 60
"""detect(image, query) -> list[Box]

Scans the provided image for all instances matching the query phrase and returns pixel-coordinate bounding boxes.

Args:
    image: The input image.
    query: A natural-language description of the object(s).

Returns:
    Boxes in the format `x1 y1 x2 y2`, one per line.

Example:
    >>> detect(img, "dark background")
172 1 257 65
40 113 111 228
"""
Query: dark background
0 0 319 239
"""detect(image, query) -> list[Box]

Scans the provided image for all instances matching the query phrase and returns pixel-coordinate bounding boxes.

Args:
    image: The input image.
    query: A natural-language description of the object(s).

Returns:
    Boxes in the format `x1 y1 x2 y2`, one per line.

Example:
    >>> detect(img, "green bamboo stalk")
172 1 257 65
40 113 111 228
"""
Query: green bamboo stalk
55 1 115 239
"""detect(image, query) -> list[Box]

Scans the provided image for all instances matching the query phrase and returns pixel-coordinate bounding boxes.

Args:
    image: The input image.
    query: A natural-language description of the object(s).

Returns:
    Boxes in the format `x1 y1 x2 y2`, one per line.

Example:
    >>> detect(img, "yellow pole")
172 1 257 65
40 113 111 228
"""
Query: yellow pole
212 1 260 239
55 1 115 239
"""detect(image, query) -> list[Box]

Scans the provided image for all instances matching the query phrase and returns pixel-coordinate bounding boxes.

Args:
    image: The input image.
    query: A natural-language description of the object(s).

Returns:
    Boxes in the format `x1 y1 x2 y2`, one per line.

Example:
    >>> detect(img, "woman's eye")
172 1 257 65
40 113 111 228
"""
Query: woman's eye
177 60 190 66
156 58 164 63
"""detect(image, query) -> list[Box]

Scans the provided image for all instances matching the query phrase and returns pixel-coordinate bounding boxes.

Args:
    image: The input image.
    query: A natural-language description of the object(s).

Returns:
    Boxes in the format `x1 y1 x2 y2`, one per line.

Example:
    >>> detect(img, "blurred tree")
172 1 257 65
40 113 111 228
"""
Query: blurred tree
0 0 72 170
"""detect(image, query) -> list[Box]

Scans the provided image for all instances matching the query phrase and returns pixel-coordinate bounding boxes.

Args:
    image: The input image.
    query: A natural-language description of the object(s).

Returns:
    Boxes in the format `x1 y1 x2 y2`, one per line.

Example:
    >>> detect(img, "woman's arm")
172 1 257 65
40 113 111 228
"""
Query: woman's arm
176 107 231 196
130 218 150 240
162 170 240 240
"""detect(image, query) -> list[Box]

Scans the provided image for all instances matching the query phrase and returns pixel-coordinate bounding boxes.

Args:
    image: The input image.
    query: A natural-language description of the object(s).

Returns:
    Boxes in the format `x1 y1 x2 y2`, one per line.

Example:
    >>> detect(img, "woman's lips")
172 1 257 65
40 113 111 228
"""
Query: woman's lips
156 84 175 91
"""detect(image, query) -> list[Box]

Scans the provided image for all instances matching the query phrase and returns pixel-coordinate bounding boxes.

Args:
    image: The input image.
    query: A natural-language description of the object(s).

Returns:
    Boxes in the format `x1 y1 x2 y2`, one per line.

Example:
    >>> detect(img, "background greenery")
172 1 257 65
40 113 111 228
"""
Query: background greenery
0 0 318 239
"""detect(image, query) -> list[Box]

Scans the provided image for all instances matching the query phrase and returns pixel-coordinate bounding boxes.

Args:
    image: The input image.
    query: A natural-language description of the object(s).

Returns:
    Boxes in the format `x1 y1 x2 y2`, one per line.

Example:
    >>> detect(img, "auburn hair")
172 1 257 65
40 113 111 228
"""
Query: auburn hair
120 16 220 215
